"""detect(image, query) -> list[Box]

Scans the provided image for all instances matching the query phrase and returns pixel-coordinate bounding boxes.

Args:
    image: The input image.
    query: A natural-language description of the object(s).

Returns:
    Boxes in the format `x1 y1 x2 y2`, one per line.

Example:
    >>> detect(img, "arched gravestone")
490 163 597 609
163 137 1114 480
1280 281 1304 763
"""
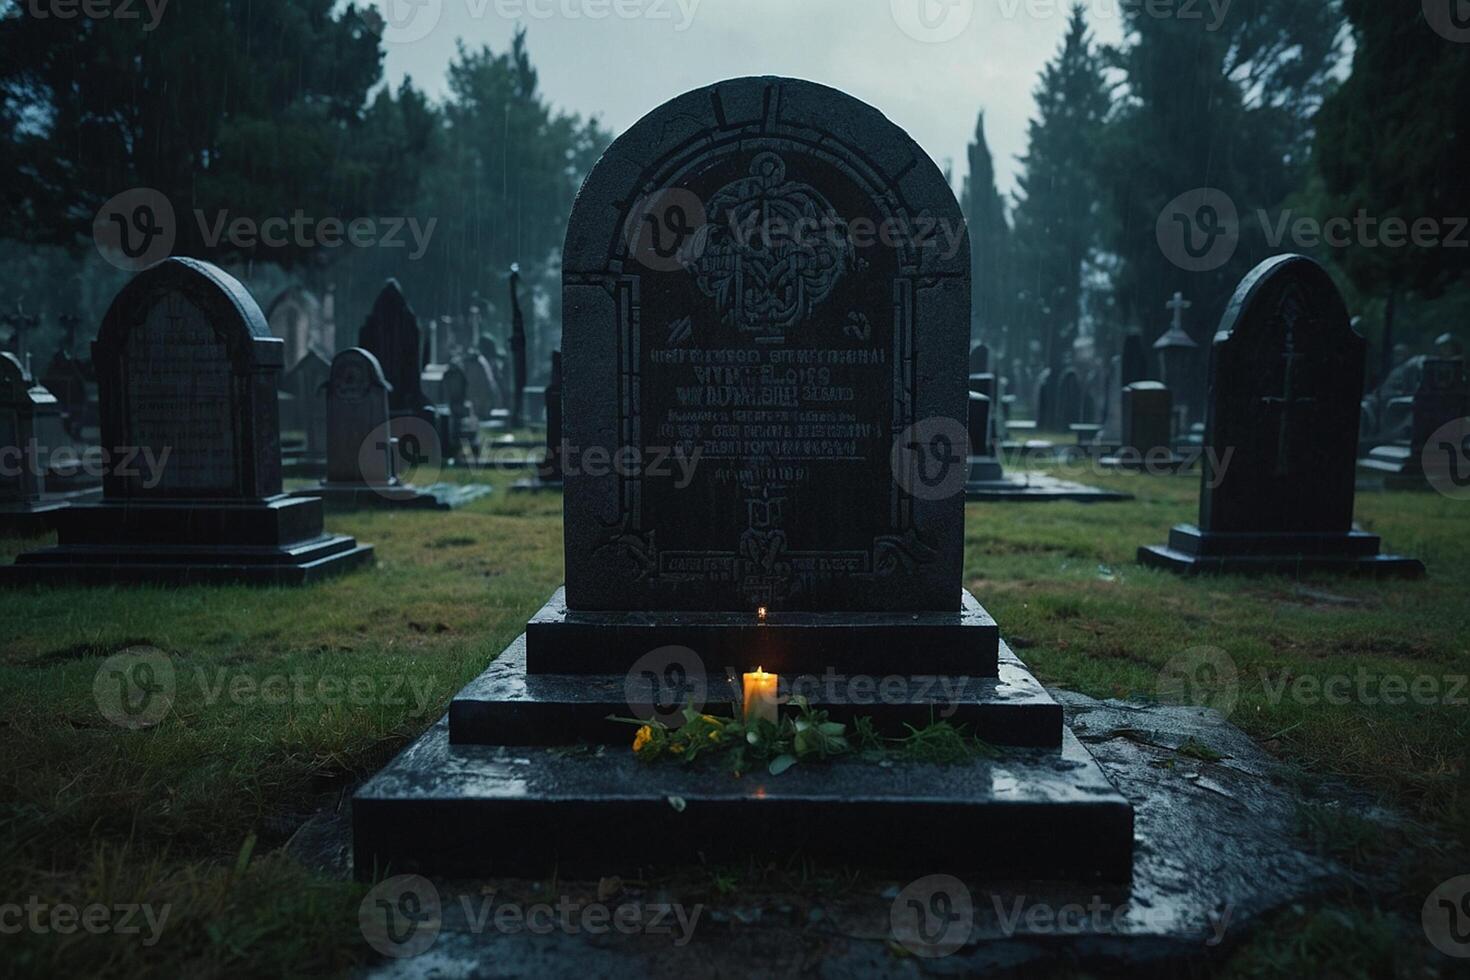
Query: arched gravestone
1139 255 1423 576
2 258 373 585
293 346 484 511
562 76 970 614
353 79 1134 886
358 280 431 418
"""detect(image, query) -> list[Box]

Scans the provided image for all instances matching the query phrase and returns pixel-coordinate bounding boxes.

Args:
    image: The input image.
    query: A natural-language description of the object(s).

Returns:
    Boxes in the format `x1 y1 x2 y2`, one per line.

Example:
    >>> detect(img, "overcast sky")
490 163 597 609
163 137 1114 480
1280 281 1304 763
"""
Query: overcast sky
378 0 1125 201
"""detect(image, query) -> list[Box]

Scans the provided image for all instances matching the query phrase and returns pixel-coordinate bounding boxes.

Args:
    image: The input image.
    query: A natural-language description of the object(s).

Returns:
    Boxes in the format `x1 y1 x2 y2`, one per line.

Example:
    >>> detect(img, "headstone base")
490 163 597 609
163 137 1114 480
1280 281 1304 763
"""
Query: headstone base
450 635 1058 748
0 487 102 536
1138 523 1425 578
1098 451 1191 473
354 640 1131 883
1356 445 1433 490
0 495 374 586
289 482 492 511
509 476 563 493
280 454 327 479
966 472 1133 503
522 587 999 677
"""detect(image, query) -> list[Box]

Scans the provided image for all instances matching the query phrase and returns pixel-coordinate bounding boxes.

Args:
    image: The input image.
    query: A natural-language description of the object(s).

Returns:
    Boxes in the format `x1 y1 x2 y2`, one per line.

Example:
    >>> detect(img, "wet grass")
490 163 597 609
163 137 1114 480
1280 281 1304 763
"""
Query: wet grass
0 457 1465 976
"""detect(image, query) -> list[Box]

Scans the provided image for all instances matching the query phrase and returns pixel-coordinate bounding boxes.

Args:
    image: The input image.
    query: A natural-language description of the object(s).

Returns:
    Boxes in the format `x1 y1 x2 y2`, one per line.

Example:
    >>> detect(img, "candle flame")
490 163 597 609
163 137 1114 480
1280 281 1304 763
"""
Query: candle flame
756 605 768 622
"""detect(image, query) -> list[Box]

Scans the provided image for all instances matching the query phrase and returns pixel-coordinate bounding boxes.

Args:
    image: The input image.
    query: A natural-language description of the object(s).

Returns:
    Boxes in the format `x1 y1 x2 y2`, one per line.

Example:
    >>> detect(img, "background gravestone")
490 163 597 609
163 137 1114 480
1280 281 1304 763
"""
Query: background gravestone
0 351 82 533
291 346 486 511
280 349 330 460
1121 331 1152 386
1359 356 1469 486
1056 368 1083 426
2 258 373 584
1139 254 1422 576
1100 381 1184 471
358 280 431 418
561 76 969 614
969 342 990 375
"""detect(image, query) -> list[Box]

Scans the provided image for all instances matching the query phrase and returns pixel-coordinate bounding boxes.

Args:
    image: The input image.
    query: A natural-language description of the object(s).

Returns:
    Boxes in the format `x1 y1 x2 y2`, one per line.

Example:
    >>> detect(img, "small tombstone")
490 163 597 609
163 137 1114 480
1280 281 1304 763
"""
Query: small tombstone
969 342 990 375
1032 367 1055 428
1139 255 1422 576
281 350 330 458
2 258 372 583
267 286 327 369
1121 331 1151 386
359 280 431 418
1359 356 1469 486
1101 382 1184 471
1056 368 1083 426
0 352 52 517
514 350 564 492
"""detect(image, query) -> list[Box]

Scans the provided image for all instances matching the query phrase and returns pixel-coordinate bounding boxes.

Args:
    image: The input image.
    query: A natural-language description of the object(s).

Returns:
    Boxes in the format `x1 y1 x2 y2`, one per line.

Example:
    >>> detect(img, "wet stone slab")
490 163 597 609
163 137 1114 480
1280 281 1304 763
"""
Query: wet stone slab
331 692 1369 977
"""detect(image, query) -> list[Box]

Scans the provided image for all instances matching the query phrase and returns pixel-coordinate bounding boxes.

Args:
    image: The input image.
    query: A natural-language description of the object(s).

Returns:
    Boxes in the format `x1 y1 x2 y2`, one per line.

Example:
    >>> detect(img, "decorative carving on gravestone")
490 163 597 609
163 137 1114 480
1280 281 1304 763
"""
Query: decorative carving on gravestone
358 280 431 418
1139 255 1422 576
2 258 372 584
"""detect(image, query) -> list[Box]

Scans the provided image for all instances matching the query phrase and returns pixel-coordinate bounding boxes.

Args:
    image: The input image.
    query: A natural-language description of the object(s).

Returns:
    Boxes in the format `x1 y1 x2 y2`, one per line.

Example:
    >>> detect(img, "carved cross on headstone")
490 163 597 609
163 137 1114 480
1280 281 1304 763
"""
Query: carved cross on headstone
1166 291 1191 332
1259 294 1315 478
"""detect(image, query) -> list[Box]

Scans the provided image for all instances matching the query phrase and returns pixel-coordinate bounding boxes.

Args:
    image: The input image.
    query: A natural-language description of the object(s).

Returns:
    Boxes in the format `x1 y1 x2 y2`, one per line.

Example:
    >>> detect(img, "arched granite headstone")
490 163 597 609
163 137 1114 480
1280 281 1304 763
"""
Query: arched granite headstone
1139 255 1422 576
562 76 969 613
326 347 395 487
2 258 373 584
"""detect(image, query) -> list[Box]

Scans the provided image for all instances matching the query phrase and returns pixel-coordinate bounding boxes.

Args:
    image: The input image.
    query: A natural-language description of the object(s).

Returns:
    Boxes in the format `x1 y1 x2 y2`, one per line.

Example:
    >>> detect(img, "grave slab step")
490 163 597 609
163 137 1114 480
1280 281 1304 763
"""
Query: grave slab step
524 587 999 677
352 720 1133 883
965 472 1133 503
0 535 375 586
450 636 1061 747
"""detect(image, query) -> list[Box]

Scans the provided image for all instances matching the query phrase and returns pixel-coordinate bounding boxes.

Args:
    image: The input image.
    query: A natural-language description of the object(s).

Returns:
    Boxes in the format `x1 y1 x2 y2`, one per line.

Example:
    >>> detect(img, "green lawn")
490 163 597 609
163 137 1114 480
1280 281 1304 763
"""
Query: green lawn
0 459 1465 977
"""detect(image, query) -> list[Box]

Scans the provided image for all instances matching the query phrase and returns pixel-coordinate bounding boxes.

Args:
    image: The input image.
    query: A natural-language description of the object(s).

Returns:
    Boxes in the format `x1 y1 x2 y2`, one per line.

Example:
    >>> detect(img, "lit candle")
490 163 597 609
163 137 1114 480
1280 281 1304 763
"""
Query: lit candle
742 666 779 725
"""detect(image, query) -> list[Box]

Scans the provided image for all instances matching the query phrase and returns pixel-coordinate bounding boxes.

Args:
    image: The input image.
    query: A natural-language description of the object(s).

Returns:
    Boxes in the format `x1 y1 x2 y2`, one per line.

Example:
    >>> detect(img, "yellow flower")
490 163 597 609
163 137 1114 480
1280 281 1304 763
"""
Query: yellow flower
670 743 685 755
633 725 654 754
708 731 720 742
700 714 721 725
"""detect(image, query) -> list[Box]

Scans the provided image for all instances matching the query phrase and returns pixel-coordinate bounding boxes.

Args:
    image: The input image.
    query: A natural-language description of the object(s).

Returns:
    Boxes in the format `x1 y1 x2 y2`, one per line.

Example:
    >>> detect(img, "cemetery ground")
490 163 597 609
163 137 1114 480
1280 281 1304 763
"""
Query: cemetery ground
1 456 1466 977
